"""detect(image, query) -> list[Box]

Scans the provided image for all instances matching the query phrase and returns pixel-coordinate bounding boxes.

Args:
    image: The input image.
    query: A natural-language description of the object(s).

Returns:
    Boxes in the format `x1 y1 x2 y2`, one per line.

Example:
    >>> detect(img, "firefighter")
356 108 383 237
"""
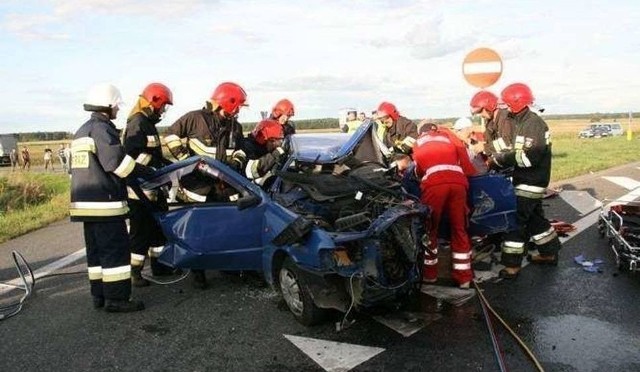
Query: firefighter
491 83 561 279
412 126 477 288
270 99 296 136
70 83 153 312
162 81 248 289
375 101 418 153
232 119 285 188
469 90 515 157
123 82 178 287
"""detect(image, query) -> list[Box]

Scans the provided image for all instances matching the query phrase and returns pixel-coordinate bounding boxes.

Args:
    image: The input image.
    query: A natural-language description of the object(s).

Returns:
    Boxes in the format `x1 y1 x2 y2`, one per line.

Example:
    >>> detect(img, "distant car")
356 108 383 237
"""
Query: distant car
579 125 610 138
599 123 624 136
139 121 518 325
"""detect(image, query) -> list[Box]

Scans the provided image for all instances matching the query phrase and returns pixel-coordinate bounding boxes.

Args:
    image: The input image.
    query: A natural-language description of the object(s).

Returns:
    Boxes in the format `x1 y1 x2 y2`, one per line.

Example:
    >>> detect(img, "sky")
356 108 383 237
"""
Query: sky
0 0 639 133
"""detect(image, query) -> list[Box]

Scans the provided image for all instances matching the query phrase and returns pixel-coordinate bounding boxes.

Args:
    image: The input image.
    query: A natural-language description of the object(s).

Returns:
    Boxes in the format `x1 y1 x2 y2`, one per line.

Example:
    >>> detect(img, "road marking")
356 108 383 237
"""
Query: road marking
0 248 86 295
602 176 640 190
559 190 602 216
284 334 384 372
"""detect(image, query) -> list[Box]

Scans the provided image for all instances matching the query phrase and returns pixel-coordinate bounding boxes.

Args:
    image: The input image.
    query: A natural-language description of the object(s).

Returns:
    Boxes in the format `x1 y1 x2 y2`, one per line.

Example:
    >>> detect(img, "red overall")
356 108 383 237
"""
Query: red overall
412 128 477 285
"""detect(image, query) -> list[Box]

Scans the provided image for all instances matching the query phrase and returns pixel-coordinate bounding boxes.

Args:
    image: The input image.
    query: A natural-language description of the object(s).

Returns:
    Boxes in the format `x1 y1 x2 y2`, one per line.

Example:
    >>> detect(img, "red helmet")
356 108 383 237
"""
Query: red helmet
272 99 295 118
211 82 248 115
377 102 399 121
142 83 173 110
469 90 498 114
252 119 284 145
501 83 534 114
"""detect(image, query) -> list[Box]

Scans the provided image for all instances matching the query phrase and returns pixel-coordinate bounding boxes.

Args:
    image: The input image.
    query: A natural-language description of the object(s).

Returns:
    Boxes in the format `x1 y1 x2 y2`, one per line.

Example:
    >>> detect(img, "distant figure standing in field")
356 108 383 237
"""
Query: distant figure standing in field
58 144 68 172
21 146 30 171
341 110 362 134
44 146 54 171
63 144 71 174
10 148 18 171
358 112 367 122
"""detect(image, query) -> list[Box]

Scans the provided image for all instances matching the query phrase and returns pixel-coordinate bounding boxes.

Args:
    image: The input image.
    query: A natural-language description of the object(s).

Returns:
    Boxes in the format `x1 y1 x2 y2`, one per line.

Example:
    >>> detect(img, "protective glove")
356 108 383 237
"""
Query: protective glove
394 136 416 155
229 150 246 172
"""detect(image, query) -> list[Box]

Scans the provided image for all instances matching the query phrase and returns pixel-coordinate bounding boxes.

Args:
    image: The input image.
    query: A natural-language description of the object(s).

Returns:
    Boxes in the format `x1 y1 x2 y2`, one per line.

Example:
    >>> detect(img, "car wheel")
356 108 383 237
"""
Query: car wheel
278 257 324 326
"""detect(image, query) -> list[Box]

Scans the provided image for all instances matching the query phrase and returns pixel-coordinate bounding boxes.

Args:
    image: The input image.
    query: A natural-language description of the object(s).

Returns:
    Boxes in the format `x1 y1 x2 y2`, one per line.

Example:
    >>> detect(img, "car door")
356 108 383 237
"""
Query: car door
145 157 267 271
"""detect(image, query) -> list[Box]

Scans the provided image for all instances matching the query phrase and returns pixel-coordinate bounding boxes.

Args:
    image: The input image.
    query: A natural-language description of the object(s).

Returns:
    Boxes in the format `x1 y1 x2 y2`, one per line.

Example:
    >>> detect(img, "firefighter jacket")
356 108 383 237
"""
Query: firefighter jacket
163 106 243 163
493 107 552 199
382 116 418 152
412 128 477 191
233 135 285 186
483 109 514 155
70 113 151 221
123 111 171 201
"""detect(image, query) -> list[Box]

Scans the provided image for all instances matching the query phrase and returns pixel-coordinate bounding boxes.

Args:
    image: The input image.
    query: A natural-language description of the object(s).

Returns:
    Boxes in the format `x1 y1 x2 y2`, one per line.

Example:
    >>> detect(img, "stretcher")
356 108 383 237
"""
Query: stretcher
598 201 640 272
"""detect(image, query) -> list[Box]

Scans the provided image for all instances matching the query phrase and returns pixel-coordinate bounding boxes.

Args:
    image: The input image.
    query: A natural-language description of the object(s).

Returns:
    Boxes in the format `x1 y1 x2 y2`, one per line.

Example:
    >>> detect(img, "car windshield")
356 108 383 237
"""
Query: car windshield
288 133 352 162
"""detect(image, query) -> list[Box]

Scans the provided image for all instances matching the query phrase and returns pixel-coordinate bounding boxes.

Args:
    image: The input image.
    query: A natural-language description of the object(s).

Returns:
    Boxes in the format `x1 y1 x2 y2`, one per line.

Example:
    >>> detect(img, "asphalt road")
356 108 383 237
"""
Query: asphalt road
1 162 640 372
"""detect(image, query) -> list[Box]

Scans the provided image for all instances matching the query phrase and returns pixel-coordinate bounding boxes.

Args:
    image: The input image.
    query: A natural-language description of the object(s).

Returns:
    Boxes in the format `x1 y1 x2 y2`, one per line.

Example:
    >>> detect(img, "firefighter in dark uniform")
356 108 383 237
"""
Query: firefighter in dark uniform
162 81 248 289
231 119 285 188
70 83 153 312
123 82 177 287
269 99 296 136
375 101 418 153
469 90 515 158
491 83 562 279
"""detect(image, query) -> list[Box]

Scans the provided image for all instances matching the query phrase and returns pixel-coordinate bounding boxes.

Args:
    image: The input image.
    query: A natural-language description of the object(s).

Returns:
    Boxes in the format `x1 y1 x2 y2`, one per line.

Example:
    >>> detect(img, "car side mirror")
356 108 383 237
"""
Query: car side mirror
237 193 261 210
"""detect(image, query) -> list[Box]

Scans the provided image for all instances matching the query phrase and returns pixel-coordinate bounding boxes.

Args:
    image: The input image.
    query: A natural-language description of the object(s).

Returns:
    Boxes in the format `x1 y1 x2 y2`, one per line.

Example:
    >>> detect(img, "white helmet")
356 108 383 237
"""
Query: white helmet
453 117 473 131
83 83 123 112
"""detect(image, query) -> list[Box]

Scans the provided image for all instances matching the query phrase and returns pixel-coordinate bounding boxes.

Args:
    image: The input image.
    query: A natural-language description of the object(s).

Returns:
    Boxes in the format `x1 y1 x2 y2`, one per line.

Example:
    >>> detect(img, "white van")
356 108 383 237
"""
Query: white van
601 123 624 136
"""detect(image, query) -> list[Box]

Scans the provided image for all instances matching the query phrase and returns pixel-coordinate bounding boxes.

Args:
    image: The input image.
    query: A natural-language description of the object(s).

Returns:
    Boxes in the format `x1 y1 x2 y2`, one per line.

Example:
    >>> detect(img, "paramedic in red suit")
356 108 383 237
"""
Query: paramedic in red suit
412 127 477 288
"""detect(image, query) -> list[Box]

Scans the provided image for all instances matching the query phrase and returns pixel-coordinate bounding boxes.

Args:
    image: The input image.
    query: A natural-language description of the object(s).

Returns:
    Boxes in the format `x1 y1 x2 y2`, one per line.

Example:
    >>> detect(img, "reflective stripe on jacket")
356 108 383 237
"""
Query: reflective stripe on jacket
70 113 133 221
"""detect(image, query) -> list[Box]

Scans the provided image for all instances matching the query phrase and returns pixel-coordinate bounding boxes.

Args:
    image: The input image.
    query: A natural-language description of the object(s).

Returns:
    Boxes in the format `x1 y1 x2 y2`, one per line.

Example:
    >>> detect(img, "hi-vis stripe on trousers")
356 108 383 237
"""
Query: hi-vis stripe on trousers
83 220 131 300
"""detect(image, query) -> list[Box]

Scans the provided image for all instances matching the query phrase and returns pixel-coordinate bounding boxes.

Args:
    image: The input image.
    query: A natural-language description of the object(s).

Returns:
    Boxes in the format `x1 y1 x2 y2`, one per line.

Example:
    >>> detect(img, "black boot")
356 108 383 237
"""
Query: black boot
191 269 208 289
105 299 145 313
131 265 150 287
93 296 105 309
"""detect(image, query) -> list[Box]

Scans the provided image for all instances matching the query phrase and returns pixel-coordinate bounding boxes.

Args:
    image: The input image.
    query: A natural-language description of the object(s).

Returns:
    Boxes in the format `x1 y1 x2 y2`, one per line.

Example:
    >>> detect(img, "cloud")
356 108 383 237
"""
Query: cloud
254 74 381 93
2 0 210 39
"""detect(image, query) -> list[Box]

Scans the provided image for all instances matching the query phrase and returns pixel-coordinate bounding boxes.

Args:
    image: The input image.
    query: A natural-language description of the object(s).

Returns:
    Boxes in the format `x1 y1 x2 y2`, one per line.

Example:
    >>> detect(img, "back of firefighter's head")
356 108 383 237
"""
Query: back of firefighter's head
271 99 295 124
376 102 399 127
211 82 248 117
253 119 284 150
470 90 498 119
142 82 173 114
501 83 534 114
83 83 123 120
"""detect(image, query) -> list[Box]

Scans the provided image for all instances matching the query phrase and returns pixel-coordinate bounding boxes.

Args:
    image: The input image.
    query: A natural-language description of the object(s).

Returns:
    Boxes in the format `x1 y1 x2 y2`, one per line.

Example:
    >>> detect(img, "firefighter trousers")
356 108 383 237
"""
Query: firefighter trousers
501 195 562 268
421 183 473 285
84 220 131 300
128 199 171 274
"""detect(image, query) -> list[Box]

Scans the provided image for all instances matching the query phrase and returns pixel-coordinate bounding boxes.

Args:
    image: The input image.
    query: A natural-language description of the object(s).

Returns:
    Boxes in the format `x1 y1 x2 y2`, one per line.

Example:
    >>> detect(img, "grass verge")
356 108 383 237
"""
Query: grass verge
0 173 70 244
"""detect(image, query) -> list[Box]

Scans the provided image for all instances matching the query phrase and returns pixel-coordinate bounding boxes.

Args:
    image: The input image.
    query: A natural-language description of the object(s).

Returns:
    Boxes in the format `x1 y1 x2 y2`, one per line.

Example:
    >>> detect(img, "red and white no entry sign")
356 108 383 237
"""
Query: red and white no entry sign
462 48 503 88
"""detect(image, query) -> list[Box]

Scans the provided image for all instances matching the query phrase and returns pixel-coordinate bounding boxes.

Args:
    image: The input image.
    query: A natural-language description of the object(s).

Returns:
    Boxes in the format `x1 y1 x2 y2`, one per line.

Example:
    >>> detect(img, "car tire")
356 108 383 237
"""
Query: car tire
278 257 325 326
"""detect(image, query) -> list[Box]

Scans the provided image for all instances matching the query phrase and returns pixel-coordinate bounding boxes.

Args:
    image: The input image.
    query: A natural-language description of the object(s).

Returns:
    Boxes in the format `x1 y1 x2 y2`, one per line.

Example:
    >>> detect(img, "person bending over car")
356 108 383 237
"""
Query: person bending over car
412 125 477 289
231 119 286 189
163 81 248 289
375 101 418 154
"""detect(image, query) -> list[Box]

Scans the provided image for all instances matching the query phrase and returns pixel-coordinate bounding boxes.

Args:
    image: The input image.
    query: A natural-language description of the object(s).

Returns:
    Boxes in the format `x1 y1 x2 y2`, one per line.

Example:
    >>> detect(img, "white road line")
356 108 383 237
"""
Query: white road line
602 176 640 190
0 248 86 295
559 190 602 216
284 334 384 372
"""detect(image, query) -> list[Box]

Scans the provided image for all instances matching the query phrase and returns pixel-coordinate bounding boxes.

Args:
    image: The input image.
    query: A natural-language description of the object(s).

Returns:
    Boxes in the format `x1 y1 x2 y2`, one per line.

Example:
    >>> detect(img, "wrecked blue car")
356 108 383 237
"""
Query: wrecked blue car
140 120 517 325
